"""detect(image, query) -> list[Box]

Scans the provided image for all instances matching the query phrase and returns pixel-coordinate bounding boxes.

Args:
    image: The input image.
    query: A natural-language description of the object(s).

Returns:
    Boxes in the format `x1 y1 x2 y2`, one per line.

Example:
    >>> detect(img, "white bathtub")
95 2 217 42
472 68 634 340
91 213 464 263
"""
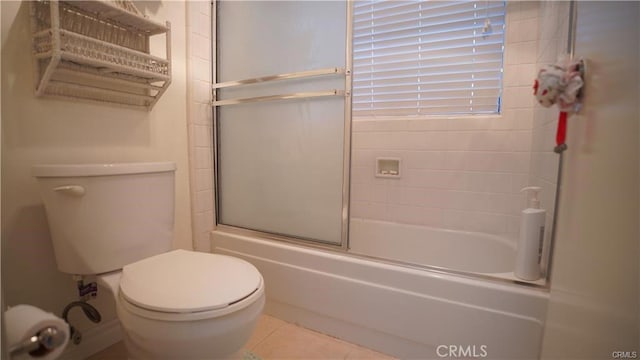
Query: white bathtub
349 218 516 274
211 227 549 359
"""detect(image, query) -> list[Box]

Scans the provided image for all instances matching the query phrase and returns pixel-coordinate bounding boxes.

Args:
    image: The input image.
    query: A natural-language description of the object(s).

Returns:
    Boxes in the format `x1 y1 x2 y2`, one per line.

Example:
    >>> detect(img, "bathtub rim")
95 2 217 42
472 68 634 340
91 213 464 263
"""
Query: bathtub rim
214 224 549 291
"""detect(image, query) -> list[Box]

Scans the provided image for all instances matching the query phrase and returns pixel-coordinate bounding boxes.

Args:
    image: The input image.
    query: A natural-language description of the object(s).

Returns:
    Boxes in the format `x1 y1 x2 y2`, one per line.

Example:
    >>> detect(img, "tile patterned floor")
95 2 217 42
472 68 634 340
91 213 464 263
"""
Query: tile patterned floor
86 315 394 359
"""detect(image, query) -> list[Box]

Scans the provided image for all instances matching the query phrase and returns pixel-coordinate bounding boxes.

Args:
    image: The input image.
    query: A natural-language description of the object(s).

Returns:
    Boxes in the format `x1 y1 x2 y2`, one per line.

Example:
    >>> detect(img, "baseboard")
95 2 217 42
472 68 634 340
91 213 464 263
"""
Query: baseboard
58 318 122 360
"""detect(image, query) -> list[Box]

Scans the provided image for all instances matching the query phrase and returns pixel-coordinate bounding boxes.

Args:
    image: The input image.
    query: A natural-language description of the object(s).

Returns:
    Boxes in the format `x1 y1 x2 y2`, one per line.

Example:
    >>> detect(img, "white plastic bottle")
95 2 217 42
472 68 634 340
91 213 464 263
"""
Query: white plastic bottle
515 187 546 281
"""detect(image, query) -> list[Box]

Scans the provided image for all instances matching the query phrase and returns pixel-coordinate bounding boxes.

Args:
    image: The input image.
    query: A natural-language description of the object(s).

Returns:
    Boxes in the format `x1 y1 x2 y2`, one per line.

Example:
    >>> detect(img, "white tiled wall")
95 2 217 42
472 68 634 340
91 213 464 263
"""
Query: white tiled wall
351 2 553 242
186 1 214 252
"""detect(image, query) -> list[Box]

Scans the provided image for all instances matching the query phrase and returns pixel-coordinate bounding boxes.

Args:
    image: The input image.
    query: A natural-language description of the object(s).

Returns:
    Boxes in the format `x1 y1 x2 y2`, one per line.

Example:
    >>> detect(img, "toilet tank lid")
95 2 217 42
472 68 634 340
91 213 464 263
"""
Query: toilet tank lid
32 162 176 177
119 250 262 313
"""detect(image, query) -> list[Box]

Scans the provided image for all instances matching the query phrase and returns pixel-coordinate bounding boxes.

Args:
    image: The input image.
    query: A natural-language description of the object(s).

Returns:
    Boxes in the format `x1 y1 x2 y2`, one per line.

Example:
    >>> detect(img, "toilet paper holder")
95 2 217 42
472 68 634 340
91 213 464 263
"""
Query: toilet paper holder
9 326 67 358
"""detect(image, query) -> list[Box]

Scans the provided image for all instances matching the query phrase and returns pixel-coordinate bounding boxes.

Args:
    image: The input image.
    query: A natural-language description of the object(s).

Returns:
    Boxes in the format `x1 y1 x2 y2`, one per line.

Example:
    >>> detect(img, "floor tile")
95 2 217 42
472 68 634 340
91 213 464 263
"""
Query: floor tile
244 314 288 350
251 323 354 359
85 341 127 360
85 314 395 360
345 345 396 360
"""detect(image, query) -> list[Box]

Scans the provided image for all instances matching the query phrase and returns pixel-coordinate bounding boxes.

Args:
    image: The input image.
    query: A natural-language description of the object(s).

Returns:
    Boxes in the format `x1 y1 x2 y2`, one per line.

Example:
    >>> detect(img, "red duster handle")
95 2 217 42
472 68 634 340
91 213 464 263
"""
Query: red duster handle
555 111 568 153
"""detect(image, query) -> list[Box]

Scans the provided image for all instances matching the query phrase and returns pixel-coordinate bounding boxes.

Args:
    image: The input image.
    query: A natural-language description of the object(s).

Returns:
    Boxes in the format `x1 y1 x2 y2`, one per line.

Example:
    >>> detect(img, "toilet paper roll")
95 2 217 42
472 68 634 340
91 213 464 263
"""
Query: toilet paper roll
5 304 70 360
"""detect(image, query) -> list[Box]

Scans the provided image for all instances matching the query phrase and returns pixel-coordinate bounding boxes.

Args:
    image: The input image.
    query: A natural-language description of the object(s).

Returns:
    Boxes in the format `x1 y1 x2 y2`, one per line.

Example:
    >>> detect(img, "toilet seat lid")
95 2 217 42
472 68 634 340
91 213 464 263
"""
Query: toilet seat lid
119 249 262 313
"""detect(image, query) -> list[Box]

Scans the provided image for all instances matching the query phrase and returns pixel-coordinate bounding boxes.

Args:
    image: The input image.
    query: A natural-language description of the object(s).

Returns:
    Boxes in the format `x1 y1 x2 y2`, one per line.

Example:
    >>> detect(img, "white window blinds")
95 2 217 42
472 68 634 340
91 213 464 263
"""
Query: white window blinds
352 1 506 117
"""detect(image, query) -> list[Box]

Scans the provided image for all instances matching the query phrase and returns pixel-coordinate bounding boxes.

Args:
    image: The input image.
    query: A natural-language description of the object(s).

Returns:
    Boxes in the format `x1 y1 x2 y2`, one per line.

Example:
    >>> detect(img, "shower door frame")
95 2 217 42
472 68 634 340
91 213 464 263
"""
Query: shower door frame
211 0 354 251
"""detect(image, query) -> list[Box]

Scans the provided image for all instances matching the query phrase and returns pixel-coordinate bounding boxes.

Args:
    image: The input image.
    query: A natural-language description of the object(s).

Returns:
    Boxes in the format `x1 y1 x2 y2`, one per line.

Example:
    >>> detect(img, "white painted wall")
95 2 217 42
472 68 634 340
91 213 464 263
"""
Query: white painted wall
541 2 640 358
1 0 191 351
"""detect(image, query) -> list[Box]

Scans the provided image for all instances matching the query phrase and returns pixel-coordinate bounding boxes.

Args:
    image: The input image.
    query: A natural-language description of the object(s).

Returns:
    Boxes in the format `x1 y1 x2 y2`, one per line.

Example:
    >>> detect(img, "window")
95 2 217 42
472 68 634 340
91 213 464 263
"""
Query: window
352 1 506 117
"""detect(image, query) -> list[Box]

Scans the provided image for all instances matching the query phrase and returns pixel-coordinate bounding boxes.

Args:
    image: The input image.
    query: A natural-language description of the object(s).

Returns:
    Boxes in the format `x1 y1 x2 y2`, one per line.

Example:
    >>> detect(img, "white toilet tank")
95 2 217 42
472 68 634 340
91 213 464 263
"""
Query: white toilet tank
32 162 176 275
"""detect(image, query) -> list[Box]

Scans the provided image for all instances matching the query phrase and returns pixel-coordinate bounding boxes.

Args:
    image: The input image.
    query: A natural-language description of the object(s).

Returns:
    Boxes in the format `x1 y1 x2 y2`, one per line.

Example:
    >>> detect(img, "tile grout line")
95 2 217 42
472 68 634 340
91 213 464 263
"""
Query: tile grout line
249 319 289 352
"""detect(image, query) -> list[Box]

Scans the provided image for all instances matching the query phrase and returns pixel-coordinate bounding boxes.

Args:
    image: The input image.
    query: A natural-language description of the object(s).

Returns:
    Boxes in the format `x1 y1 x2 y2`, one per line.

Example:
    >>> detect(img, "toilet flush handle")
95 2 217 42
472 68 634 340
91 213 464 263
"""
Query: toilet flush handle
53 185 86 197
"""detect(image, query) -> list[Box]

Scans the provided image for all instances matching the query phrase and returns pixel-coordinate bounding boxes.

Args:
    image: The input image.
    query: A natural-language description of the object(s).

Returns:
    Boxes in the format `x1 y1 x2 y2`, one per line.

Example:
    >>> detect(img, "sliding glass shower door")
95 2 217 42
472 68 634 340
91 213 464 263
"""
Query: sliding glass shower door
215 1 350 245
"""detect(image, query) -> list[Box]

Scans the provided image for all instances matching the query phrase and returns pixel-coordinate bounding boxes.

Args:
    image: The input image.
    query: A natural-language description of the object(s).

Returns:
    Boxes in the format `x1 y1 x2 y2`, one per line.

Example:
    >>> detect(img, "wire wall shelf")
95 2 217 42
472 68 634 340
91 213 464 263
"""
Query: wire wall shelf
30 0 172 110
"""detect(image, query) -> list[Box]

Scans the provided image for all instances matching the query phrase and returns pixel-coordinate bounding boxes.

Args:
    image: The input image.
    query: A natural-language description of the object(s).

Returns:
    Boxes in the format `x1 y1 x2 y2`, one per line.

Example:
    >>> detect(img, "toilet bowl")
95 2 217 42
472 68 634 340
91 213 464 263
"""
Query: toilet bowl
99 250 265 359
32 162 265 359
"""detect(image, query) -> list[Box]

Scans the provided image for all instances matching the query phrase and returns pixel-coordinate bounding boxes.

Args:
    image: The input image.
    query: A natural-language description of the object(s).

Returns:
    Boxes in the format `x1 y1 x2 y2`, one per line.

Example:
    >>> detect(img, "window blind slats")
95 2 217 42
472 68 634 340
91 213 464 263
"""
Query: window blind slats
353 38 504 60
353 23 506 47
353 56 504 76
353 79 502 94
352 0 506 117
353 0 501 20
353 50 502 71
353 88 501 102
353 69 503 91
354 6 506 36
353 31 505 56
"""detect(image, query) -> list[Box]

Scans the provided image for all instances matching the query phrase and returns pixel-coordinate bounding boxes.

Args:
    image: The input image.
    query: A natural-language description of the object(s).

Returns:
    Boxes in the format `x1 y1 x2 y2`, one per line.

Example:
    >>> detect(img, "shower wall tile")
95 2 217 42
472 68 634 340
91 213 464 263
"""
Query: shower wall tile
506 2 522 22
446 117 492 131
404 151 445 169
506 215 521 236
350 150 371 167
350 166 375 184
447 191 490 211
519 1 539 20
193 210 215 251
190 102 212 126
191 33 211 61
503 66 519 87
388 205 444 227
190 11 210 37
195 190 214 213
442 152 467 170
192 57 212 82
193 80 212 104
351 201 387 221
511 173 530 193
186 1 214 252
351 183 387 203
406 118 449 131
193 125 210 147
196 168 213 192
386 187 428 206
195 147 212 169
505 42 537 65
466 212 509 234
351 2 543 241
190 0 210 16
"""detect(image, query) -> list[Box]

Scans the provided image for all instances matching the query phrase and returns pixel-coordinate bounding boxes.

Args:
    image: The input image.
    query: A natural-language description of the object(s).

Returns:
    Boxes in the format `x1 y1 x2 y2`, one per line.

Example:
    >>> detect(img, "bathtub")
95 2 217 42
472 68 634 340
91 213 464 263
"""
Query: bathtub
349 218 516 274
211 224 549 359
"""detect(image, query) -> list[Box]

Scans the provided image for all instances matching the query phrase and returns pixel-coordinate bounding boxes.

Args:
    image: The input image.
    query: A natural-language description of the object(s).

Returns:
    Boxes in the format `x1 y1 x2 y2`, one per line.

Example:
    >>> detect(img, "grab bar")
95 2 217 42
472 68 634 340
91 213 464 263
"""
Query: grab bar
211 89 346 107
212 67 345 89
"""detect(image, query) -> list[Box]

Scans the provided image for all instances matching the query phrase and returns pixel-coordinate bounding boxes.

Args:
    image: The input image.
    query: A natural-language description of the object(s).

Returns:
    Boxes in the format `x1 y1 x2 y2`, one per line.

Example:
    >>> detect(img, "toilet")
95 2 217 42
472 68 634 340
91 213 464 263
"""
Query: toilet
32 162 265 359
